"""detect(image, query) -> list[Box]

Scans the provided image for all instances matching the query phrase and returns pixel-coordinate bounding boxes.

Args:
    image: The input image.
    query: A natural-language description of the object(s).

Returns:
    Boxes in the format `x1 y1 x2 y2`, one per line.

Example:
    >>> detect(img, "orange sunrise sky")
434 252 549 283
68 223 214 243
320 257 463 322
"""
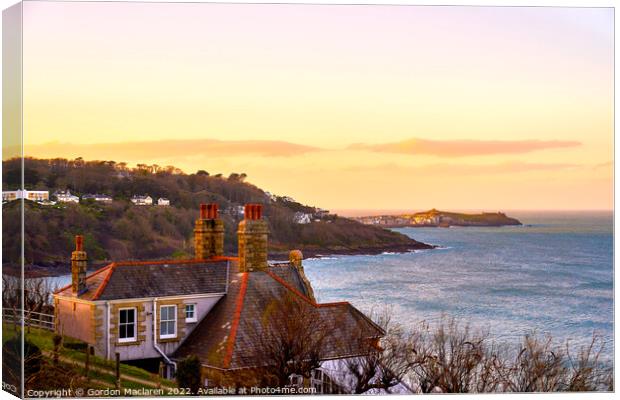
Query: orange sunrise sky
19 2 613 211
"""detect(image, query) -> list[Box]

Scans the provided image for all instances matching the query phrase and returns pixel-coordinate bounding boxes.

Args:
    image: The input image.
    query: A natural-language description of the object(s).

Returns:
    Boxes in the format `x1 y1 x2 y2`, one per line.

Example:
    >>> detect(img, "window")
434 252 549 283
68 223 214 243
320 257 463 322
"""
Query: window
311 369 324 394
118 308 137 342
160 305 177 339
185 304 197 323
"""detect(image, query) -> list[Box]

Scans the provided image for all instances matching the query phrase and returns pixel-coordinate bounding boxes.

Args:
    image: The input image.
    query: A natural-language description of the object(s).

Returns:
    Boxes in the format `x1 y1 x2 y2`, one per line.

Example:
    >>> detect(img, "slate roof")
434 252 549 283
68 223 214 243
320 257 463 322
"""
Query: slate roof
173 261 384 370
55 259 230 301
268 263 313 299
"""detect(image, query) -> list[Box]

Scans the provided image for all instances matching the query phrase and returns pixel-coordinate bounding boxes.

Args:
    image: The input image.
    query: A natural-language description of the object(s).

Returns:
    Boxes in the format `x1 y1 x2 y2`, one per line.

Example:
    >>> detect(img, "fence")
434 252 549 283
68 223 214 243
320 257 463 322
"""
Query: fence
2 308 55 331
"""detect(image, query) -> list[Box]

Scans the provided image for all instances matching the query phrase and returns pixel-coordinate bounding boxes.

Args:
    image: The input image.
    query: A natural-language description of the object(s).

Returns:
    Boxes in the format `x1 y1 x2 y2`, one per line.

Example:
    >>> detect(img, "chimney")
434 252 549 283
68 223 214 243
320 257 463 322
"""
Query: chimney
238 204 269 272
71 235 87 295
289 249 303 268
289 249 316 302
194 203 224 259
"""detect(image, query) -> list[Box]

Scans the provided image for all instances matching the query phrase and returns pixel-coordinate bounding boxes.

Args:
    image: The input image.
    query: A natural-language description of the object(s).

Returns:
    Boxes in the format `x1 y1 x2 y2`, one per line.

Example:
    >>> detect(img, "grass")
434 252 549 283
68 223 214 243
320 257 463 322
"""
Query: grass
3 323 176 390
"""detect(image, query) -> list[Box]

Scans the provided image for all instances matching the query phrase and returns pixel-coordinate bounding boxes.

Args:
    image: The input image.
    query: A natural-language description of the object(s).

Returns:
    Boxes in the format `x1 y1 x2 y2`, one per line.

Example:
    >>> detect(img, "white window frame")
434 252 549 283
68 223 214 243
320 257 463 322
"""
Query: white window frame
185 304 197 323
159 305 177 339
118 307 137 343
311 369 324 394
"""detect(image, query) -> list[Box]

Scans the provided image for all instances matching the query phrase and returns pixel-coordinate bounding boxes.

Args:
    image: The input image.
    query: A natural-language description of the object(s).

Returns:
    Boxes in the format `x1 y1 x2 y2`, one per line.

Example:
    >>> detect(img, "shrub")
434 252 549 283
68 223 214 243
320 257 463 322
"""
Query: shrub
176 355 202 394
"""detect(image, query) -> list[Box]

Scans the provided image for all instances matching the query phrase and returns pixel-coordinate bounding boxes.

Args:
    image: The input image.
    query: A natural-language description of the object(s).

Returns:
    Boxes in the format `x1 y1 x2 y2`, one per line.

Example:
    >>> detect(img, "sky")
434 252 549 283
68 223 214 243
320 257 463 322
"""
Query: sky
20 2 613 211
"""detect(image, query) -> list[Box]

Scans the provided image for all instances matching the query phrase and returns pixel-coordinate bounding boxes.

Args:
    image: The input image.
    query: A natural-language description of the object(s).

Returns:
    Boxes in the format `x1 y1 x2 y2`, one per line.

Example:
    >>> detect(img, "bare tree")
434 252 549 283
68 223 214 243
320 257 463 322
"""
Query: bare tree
406 318 503 393
500 334 567 392
341 308 411 393
564 336 610 391
245 292 334 388
403 318 612 394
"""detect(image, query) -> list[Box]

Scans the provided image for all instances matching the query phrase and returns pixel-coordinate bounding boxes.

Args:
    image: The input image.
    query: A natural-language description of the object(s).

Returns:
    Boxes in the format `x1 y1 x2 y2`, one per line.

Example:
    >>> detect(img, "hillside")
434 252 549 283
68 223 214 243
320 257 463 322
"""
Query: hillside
2 157 432 275
354 209 522 228
412 209 522 227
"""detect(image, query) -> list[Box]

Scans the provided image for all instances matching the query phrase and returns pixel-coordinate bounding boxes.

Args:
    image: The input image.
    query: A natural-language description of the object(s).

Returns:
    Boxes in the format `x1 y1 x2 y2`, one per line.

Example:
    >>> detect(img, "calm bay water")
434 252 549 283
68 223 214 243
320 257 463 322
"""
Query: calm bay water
304 211 614 359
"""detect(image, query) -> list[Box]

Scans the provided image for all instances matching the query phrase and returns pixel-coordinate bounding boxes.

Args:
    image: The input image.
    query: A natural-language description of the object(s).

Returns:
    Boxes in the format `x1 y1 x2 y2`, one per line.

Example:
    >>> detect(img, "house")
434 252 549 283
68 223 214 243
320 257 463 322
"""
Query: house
293 211 312 224
314 208 330 219
53 203 384 391
130 195 153 206
54 190 80 203
233 204 245 217
2 190 49 203
82 194 113 203
157 198 170 206
263 191 277 202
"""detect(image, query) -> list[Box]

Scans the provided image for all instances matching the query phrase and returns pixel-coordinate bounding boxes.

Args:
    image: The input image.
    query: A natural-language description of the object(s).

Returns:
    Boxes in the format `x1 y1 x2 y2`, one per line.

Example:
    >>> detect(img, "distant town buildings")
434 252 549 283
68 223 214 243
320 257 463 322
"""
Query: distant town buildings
131 195 153 206
3 188 178 208
54 190 80 203
82 193 113 203
2 190 50 203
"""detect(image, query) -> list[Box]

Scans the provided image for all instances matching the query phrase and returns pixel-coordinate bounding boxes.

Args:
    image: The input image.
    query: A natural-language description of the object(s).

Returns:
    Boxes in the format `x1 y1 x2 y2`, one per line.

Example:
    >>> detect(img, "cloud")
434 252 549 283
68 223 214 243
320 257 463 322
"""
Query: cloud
348 137 582 157
340 161 580 176
25 138 324 160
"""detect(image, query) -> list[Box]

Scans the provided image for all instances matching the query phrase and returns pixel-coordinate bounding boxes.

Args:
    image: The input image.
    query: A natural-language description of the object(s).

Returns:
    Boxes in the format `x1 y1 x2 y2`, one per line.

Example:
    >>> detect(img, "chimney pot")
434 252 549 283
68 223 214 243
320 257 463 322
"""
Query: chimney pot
75 235 83 251
200 203 208 219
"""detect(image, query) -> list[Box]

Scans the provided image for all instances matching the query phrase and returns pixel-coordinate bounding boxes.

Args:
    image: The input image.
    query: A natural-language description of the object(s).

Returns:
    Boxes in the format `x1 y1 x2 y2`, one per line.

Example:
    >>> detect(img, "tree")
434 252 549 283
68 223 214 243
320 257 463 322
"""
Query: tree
342 309 411 394
176 355 202 393
245 292 334 387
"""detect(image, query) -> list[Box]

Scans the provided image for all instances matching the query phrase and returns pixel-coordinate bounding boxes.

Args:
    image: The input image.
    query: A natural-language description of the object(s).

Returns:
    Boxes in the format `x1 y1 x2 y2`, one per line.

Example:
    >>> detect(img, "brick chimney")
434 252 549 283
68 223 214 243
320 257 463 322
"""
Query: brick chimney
238 204 269 272
194 203 224 259
71 235 87 295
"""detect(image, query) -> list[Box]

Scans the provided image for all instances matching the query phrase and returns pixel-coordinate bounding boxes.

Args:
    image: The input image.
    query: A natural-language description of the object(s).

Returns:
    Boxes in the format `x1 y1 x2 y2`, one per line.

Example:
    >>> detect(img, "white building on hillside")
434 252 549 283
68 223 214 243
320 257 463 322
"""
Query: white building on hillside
3 190 50 203
82 194 113 203
293 212 312 224
54 190 79 203
157 198 170 206
131 195 153 206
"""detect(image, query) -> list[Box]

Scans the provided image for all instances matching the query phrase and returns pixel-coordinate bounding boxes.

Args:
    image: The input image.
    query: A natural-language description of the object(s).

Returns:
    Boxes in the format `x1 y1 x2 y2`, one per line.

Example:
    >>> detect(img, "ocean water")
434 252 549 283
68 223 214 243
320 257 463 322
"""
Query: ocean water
303 211 614 360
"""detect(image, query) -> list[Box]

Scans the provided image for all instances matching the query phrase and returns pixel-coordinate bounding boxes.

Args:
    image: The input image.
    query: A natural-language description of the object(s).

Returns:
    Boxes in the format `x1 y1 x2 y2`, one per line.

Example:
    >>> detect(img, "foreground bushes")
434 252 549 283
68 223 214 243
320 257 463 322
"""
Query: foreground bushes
345 315 613 393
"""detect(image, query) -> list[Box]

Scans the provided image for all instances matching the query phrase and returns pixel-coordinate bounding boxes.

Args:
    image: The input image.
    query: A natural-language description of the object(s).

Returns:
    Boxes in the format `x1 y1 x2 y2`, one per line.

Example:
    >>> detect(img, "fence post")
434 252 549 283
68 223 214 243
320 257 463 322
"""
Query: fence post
158 361 164 389
52 334 62 366
85 346 90 380
115 352 121 389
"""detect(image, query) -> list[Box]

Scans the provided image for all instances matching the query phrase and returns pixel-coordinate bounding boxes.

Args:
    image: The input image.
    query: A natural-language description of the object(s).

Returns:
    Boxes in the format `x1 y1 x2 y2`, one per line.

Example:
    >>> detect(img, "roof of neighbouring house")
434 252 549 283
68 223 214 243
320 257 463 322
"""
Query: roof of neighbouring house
173 261 384 370
54 259 231 301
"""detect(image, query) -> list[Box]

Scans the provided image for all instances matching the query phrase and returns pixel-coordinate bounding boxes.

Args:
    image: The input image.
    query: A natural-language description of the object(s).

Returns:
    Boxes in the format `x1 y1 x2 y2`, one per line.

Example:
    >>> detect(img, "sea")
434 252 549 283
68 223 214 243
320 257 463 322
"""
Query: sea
304 211 614 361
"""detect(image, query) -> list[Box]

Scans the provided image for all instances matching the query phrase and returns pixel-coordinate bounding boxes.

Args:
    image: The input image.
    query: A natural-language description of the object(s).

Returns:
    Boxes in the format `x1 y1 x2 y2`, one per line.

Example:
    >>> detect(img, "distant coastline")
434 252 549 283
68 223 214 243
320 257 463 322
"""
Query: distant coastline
351 209 522 228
